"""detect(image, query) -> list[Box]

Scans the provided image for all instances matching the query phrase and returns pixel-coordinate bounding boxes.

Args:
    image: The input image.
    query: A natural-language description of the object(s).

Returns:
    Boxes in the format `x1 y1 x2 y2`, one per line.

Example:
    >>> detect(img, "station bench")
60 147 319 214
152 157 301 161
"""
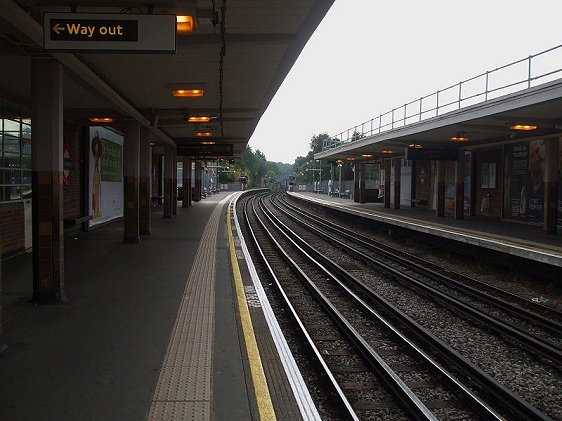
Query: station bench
340 190 351 199
410 199 428 207
64 215 93 231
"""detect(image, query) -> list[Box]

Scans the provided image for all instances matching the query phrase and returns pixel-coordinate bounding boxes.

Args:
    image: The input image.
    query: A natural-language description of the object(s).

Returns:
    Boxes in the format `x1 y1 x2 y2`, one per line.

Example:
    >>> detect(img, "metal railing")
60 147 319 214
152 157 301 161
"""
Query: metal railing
323 43 562 151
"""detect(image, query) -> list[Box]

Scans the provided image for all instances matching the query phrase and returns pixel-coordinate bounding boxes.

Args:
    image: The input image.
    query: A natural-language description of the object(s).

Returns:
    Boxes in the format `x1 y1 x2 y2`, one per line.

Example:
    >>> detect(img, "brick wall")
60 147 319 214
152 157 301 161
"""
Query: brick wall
0 202 25 256
63 122 82 219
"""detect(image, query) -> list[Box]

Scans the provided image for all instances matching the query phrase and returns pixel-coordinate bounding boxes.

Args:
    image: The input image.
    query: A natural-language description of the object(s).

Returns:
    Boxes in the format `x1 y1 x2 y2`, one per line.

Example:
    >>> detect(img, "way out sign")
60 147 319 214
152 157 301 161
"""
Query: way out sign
44 13 176 53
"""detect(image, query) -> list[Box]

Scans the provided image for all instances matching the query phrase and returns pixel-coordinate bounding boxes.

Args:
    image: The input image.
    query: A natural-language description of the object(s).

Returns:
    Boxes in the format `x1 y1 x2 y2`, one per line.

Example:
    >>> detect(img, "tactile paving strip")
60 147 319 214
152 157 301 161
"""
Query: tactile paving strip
148 402 208 421
148 200 227 421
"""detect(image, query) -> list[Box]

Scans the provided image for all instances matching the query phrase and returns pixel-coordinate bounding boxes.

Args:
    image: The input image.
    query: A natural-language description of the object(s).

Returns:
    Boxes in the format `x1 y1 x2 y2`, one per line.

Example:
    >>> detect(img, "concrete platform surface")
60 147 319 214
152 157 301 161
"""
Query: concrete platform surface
0 192 252 420
290 192 562 267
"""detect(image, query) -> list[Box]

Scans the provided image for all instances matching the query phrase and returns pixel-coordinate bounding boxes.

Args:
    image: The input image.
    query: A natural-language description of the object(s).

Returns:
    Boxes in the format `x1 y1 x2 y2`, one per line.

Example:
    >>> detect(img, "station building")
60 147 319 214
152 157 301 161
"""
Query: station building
0 1 560 419
0 0 334 321
316 57 562 234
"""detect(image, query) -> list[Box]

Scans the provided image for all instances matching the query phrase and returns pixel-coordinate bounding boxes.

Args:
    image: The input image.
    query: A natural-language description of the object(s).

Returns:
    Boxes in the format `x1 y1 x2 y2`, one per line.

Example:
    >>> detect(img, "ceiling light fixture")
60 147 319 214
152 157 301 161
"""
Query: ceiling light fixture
510 124 538 131
346 157 355 161
450 135 469 142
201 141 216 145
195 131 213 137
408 143 423 148
172 88 204 97
176 15 195 33
187 116 212 123
361 153 373 158
89 117 113 123
381 150 394 154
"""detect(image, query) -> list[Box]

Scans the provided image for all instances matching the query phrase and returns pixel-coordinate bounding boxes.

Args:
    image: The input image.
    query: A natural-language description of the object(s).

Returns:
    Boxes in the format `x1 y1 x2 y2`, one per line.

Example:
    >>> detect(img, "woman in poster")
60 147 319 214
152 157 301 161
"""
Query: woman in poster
91 132 103 218
527 139 545 222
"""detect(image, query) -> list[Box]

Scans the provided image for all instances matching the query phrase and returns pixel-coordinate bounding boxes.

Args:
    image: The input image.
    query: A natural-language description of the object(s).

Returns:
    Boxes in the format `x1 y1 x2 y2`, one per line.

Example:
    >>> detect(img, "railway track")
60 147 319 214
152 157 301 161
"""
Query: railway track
279 194 562 328
237 191 558 420
274 193 562 362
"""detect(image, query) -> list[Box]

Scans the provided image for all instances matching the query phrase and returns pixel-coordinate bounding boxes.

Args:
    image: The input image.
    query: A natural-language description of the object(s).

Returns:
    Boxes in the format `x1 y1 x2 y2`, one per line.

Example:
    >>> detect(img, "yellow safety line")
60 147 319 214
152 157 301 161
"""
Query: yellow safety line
227 202 277 421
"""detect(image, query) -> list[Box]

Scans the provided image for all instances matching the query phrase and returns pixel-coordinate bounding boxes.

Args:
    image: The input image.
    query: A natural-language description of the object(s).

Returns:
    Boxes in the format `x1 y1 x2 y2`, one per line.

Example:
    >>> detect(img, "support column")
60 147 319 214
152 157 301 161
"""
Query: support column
353 163 360 203
359 163 366 203
157 154 164 205
0 241 4 351
544 138 559 233
410 160 416 207
31 58 66 303
182 157 192 207
172 150 177 216
384 159 391 208
123 121 141 243
436 160 446 217
163 146 174 218
139 127 151 235
338 164 342 197
194 161 202 202
393 159 401 210
455 151 465 220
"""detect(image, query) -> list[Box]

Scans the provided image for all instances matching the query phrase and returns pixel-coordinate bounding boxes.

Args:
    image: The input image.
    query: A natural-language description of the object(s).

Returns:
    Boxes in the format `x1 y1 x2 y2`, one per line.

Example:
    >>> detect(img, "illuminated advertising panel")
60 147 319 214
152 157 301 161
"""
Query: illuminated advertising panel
88 127 124 227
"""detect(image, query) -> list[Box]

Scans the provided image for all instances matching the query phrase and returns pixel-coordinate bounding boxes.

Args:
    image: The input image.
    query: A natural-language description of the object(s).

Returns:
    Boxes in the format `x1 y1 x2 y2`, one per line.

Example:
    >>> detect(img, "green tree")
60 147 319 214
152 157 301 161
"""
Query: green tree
351 131 364 141
263 161 281 187
310 133 330 154
238 147 259 187
229 146 289 188
292 132 356 186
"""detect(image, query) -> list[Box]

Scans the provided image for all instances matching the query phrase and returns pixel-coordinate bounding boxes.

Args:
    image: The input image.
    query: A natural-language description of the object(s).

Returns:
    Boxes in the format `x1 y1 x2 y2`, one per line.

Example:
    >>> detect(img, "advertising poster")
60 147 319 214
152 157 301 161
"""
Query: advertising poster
463 151 472 216
558 138 562 229
504 140 546 224
88 127 124 227
415 160 429 202
505 142 529 221
399 160 411 207
365 164 380 189
527 139 545 224
444 161 456 214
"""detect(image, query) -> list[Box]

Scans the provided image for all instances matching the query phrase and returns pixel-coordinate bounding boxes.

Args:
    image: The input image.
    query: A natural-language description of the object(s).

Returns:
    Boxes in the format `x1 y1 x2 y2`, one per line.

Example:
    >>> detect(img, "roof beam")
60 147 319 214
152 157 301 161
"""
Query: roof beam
176 137 245 143
146 108 260 118
0 0 175 147
177 33 295 46
159 117 255 126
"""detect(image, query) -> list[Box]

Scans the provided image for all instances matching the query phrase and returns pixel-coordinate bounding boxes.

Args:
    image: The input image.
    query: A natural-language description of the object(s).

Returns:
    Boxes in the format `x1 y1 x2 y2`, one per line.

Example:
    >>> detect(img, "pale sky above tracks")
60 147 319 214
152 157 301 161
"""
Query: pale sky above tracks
249 0 562 163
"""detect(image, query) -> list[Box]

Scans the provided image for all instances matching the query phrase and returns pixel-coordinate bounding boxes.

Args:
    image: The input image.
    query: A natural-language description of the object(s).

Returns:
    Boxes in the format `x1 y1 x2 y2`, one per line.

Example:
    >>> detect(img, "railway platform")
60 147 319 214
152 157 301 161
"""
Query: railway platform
289 192 562 269
0 191 312 421
1 188 559 420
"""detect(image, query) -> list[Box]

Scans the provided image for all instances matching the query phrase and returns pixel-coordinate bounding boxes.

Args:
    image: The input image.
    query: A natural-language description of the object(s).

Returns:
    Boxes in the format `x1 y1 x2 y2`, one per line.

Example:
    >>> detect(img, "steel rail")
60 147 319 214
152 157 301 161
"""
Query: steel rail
274 194 562 366
265 193 553 421
248 195 439 421
278 195 562 332
258 195 506 421
241 195 359 421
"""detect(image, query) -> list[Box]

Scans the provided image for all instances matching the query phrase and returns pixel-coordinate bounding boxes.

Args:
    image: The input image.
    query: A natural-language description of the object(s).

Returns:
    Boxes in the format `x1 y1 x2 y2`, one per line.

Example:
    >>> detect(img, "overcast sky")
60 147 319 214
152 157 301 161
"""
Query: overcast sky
248 0 562 164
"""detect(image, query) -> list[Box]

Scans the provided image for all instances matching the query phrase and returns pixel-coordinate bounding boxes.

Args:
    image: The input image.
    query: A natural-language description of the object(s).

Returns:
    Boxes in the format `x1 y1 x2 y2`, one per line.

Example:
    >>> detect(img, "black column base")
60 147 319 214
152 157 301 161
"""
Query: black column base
32 290 68 304
123 236 141 244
